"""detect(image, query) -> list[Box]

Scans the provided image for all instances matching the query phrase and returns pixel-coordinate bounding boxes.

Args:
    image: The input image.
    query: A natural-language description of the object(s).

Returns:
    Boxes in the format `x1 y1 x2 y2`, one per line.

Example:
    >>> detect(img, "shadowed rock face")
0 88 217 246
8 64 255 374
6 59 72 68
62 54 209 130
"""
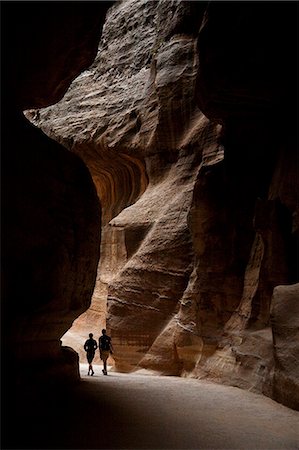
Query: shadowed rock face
3 2 112 110
190 3 298 406
195 3 297 122
25 0 298 409
270 283 299 411
1 2 113 386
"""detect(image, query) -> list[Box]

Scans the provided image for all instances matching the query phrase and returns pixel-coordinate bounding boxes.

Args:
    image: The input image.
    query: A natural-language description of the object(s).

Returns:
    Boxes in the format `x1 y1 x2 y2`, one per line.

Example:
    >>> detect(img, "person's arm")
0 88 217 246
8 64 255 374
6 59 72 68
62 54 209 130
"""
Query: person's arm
99 338 103 359
109 339 114 354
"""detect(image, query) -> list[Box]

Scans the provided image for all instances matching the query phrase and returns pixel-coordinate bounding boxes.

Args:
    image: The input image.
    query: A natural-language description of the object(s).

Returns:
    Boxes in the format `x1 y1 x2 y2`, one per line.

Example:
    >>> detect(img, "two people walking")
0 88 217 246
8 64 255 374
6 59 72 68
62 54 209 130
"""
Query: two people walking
84 329 114 376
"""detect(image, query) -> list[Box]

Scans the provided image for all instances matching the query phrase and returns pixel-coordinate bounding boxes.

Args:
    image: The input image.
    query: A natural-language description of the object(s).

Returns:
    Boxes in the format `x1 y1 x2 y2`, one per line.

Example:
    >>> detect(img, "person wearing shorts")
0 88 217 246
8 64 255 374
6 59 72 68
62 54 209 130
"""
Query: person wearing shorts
99 329 113 375
84 333 98 376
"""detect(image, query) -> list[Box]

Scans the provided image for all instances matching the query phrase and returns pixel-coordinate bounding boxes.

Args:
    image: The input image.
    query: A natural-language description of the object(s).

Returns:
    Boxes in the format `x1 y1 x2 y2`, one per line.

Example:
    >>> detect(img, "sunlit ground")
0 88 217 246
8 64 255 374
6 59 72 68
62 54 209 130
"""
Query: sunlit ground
80 362 114 377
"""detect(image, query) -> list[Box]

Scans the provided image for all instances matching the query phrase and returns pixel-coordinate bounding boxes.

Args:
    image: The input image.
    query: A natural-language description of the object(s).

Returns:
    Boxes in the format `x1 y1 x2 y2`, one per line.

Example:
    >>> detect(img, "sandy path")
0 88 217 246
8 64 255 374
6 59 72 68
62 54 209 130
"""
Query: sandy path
7 363 299 449
73 364 299 450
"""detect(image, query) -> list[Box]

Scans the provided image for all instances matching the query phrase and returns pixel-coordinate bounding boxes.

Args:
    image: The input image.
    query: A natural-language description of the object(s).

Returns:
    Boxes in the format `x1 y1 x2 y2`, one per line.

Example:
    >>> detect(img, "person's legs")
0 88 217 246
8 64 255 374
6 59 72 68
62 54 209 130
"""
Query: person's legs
87 354 95 375
90 359 94 376
102 352 109 375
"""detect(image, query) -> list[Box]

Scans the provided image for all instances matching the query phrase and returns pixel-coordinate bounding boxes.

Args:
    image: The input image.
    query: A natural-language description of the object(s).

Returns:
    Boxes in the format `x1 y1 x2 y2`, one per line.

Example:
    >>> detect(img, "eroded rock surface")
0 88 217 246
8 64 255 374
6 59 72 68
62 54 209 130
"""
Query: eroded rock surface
271 284 299 410
27 0 212 369
27 0 298 409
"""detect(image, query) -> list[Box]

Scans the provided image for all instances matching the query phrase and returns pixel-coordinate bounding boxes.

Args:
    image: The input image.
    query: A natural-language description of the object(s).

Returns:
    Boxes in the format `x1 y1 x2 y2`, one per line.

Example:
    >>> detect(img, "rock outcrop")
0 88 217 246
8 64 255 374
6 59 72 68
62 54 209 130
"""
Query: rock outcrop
26 0 298 409
271 283 299 410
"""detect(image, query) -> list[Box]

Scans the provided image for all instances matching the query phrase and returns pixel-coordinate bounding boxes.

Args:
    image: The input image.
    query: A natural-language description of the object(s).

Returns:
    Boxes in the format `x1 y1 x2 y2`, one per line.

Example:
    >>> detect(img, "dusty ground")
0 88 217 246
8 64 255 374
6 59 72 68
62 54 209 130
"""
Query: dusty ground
5 364 299 449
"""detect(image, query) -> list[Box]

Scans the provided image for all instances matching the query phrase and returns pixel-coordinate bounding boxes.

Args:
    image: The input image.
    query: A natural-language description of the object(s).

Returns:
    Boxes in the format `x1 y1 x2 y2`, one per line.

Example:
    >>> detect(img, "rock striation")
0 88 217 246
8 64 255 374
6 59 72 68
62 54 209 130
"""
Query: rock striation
27 0 298 409
271 283 299 411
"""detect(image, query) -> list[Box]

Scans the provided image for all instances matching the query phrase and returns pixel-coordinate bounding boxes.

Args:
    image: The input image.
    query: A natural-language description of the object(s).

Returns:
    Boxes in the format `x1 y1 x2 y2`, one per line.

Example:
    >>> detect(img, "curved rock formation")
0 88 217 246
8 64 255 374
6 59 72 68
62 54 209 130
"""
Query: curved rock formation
26 0 298 409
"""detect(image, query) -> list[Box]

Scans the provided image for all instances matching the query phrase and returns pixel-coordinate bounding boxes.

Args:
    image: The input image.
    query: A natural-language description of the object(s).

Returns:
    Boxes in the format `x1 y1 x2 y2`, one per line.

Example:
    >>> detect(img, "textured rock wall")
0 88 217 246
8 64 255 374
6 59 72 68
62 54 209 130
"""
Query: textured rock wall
27 0 298 409
27 0 212 367
191 2 298 406
270 284 299 411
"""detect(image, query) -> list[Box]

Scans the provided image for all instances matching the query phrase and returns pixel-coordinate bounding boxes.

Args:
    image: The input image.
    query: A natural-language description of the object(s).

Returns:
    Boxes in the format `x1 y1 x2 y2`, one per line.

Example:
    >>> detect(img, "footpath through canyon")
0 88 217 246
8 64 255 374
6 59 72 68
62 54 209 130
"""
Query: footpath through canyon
11 364 299 450
2 3 298 449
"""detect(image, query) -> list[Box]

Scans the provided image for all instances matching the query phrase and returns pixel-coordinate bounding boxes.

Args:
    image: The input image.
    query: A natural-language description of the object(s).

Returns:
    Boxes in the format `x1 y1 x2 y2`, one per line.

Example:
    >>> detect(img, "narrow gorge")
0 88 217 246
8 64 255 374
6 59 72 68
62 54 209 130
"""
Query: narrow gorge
2 2 298 447
25 0 298 410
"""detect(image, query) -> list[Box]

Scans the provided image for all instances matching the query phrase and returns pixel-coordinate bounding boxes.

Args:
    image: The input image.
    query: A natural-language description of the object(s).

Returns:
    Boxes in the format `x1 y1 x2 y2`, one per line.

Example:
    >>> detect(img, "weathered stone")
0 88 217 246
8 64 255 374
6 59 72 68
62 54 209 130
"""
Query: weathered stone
271 284 299 410
25 0 298 410
26 0 213 370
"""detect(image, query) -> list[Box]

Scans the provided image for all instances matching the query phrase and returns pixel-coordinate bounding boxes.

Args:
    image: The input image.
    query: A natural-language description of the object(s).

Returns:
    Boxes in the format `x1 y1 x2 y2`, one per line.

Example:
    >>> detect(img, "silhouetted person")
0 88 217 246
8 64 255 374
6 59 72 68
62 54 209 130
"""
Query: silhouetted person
84 333 98 376
99 329 113 375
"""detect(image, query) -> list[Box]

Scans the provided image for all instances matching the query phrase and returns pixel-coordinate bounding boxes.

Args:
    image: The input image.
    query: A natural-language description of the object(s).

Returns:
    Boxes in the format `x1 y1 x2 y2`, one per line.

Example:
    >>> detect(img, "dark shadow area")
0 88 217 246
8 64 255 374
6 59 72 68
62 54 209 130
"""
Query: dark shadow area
4 370 299 450
1 2 113 448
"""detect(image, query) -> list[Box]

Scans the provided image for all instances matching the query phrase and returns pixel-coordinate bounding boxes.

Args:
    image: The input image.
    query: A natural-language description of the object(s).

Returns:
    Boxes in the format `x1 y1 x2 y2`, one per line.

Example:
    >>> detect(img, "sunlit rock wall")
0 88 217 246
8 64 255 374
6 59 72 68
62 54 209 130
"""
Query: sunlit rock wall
26 0 211 367
28 0 298 409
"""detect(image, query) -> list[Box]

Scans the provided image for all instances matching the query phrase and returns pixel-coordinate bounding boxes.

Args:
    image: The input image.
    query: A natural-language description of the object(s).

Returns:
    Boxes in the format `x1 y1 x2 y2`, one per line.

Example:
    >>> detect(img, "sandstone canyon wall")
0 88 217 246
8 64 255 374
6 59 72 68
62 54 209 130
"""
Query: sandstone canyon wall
26 1 298 409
